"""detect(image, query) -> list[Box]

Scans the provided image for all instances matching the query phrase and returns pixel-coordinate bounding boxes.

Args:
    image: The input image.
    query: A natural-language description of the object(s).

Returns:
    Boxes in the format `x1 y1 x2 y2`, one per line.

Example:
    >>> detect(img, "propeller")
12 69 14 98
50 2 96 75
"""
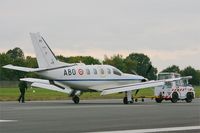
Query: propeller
134 64 153 96
135 89 139 96
131 70 138 75
145 64 152 76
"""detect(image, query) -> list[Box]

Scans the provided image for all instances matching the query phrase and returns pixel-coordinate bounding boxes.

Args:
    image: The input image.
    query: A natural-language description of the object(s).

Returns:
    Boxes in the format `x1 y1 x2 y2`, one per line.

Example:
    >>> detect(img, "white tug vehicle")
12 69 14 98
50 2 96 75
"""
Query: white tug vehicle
154 73 195 103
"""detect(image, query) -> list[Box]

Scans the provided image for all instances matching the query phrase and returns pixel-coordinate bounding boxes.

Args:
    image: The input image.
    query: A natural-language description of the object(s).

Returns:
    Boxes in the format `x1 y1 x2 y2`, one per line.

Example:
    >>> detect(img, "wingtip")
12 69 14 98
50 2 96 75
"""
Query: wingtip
29 32 41 36
2 64 13 68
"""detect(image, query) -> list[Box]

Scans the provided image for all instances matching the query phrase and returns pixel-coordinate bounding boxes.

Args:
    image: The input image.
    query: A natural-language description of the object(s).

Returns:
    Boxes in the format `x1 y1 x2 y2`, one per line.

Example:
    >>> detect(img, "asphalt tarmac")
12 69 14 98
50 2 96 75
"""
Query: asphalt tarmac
0 99 200 133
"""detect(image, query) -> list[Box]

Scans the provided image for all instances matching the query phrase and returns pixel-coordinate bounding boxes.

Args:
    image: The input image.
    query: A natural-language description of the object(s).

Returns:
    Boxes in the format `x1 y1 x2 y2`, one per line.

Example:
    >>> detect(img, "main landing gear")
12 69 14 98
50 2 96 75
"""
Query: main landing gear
72 95 80 104
71 90 81 104
123 91 133 104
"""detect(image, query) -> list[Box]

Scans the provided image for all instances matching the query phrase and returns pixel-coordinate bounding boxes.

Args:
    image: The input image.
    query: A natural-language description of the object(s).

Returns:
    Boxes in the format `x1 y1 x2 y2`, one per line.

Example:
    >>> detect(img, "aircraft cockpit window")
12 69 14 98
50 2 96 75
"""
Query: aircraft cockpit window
93 68 97 75
100 68 105 74
86 69 90 75
113 68 122 76
107 68 111 74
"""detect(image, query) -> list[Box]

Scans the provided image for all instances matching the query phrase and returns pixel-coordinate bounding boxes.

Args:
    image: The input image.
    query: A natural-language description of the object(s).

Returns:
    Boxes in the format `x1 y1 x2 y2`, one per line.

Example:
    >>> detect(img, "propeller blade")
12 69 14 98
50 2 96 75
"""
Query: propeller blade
146 65 152 75
135 89 139 96
131 70 138 75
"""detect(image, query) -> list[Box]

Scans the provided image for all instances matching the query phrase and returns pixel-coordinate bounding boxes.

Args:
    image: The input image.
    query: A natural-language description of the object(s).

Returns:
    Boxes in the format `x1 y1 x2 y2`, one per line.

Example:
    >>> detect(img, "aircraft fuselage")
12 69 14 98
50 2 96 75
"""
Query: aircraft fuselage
38 64 144 91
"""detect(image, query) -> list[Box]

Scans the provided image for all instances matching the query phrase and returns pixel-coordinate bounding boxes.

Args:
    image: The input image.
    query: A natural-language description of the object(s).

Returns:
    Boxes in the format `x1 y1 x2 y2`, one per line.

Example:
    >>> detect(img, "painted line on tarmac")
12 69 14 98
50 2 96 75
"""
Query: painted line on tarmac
89 126 200 133
0 120 18 123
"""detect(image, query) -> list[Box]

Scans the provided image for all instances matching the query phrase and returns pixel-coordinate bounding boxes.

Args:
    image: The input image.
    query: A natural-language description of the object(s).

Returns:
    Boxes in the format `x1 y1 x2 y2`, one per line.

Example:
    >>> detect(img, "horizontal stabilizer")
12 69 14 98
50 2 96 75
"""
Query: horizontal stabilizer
20 78 50 84
101 81 164 95
20 78 73 94
3 65 50 72
3 64 75 72
31 83 72 94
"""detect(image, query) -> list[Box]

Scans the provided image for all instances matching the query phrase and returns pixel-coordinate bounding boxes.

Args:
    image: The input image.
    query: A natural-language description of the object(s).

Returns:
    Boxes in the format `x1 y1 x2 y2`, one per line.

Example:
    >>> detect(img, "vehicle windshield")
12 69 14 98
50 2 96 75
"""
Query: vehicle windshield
158 74 172 80
176 79 188 86
165 82 172 88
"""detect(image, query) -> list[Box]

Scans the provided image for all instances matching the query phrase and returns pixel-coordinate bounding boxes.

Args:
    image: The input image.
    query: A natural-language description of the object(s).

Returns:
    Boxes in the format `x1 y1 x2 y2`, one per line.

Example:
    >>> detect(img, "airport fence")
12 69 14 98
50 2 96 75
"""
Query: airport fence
0 81 19 88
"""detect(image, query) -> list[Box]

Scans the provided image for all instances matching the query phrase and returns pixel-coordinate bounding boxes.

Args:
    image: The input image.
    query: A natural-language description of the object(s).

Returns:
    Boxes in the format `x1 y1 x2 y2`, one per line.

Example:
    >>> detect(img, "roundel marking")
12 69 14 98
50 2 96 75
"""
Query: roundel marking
78 69 84 75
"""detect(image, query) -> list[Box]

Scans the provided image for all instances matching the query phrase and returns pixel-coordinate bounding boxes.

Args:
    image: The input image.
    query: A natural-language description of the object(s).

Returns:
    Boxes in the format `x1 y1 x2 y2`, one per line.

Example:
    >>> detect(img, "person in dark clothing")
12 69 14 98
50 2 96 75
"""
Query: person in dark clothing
18 81 28 103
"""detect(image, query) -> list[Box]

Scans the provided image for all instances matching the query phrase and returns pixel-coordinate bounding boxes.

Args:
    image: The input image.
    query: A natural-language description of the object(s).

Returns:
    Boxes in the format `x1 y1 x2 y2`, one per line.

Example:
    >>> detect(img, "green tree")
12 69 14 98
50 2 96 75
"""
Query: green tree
0 53 13 80
0 48 26 80
25 56 38 78
6 47 24 60
162 65 180 73
25 56 38 68
103 54 127 72
57 56 101 65
123 58 137 74
126 53 157 80
180 66 200 85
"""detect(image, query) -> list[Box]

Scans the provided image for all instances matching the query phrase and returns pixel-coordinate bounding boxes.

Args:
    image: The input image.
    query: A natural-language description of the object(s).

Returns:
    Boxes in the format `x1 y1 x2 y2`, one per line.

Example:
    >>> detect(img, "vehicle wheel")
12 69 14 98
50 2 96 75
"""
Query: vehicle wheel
123 97 128 104
155 97 163 103
171 92 179 103
72 96 80 104
142 98 144 102
185 92 194 103
135 98 138 102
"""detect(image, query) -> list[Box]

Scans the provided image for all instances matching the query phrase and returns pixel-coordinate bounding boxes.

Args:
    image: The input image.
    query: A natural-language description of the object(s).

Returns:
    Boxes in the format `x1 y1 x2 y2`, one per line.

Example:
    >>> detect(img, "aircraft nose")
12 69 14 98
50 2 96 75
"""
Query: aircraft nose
137 75 147 82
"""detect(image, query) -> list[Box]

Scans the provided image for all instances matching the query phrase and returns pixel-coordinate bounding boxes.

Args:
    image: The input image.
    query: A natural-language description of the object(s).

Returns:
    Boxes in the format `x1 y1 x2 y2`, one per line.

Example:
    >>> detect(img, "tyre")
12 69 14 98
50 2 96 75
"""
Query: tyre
123 97 128 104
185 92 194 103
155 97 163 103
72 96 80 104
142 98 144 102
171 92 179 103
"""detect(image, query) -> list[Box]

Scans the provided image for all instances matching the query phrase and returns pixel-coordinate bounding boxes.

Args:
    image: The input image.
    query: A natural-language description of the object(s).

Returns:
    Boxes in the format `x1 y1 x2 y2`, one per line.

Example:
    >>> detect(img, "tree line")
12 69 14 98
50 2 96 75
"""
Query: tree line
0 47 199 85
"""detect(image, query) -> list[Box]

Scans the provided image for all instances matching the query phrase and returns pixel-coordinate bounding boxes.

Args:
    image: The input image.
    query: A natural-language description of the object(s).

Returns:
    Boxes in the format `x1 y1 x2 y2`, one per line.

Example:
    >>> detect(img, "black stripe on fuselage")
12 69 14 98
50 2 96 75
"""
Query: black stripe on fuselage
54 79 142 82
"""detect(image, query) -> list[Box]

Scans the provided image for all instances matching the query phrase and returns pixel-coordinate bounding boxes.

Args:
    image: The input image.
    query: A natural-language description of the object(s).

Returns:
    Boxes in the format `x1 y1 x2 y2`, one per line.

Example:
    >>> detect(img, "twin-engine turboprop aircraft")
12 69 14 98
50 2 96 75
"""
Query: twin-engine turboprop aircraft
3 33 183 104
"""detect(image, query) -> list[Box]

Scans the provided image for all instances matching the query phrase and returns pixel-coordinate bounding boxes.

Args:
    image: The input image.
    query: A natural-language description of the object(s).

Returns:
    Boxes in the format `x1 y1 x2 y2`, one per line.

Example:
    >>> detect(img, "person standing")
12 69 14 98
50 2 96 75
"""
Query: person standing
18 81 28 103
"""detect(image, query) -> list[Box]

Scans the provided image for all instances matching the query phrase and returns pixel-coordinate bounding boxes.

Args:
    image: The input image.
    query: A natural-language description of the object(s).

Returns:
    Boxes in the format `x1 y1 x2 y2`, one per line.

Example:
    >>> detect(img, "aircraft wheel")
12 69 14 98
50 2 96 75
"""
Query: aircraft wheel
155 97 163 103
123 97 128 104
185 92 194 103
72 96 80 104
171 92 178 103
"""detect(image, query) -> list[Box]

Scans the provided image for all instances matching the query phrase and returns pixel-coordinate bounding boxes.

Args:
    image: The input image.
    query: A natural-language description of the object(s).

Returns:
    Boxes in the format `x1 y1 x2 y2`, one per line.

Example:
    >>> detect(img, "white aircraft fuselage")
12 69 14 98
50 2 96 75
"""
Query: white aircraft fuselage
38 64 144 91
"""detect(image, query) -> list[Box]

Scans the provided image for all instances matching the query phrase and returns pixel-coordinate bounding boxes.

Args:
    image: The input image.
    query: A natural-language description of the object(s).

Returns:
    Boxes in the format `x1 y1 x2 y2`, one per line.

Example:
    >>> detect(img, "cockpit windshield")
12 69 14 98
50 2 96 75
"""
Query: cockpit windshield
112 68 122 76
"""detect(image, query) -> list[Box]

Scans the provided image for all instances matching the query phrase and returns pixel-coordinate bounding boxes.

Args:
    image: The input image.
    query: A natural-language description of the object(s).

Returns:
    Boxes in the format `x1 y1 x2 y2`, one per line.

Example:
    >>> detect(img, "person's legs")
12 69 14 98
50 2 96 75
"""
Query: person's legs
18 94 22 103
22 92 25 103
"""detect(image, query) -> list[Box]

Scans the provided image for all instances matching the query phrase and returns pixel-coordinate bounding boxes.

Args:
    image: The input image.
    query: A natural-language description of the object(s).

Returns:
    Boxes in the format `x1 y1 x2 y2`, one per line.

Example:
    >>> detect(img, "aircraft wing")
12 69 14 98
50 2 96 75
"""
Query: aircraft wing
101 76 192 95
101 80 164 95
20 78 73 94
164 76 192 82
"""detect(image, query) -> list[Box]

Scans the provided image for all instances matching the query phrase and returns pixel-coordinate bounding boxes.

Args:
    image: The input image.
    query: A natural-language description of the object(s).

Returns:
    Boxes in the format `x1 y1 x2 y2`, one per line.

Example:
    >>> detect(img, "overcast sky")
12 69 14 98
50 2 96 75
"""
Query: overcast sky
0 0 200 71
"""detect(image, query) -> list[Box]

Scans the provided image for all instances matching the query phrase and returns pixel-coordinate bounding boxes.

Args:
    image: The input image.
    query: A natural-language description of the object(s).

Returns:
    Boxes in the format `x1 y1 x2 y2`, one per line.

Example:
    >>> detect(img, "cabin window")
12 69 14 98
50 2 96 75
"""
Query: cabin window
100 68 104 74
86 69 90 75
93 68 97 75
107 68 111 74
113 68 122 76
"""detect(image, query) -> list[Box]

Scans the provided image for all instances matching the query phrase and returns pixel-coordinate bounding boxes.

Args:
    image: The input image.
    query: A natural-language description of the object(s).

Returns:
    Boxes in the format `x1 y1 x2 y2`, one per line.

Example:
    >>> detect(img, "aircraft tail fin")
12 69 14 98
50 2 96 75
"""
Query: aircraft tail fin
30 33 66 68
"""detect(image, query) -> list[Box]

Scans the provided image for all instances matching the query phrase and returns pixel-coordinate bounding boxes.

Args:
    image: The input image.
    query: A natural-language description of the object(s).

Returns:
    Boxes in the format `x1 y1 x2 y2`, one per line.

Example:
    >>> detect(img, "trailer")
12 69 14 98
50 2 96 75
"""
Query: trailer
154 73 195 103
